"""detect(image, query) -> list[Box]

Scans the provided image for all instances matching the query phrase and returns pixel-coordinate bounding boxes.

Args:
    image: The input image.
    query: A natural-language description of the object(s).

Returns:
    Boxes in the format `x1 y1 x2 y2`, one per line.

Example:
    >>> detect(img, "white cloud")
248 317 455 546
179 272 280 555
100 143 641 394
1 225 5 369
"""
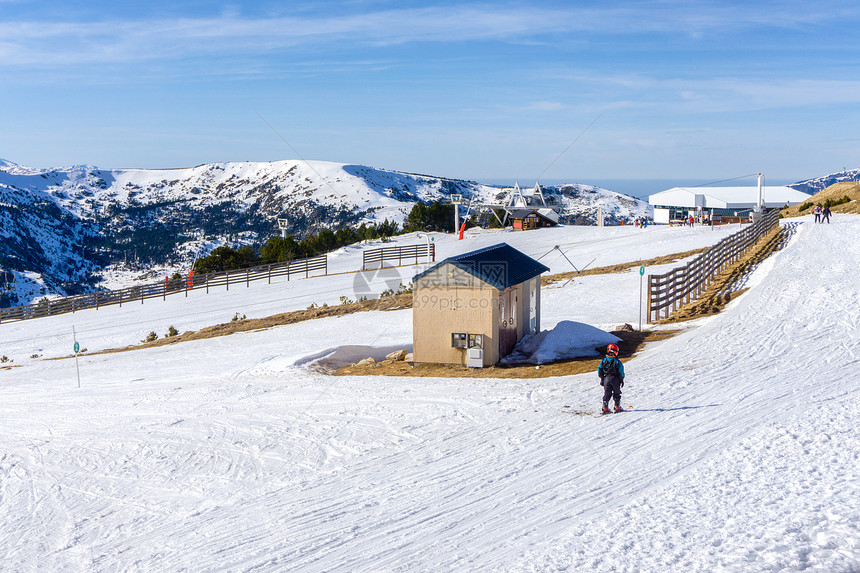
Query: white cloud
3 2 858 69
538 68 860 113
664 77 860 111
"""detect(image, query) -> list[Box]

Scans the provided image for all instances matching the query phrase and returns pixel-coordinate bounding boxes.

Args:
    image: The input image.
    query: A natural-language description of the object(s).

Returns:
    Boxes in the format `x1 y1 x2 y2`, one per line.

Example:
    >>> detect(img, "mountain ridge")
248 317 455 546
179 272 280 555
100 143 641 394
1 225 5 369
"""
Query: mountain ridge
789 167 860 194
0 158 677 305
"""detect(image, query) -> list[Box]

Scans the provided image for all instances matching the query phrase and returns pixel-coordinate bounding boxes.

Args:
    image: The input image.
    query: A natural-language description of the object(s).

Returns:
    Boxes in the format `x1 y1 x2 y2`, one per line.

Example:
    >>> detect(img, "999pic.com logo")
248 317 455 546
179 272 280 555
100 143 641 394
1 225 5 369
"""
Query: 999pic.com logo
352 265 406 299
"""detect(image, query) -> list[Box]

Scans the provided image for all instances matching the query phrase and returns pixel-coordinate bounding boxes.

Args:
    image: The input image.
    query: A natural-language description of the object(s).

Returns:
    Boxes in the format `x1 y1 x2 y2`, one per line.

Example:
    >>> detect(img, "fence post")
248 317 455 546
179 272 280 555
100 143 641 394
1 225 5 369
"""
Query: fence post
247 267 250 288
647 275 653 323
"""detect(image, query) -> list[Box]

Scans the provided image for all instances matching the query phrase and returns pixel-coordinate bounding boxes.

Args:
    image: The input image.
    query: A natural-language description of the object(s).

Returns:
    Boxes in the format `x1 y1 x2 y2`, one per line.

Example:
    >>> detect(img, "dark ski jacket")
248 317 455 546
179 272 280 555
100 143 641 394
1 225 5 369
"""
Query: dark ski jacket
598 356 625 385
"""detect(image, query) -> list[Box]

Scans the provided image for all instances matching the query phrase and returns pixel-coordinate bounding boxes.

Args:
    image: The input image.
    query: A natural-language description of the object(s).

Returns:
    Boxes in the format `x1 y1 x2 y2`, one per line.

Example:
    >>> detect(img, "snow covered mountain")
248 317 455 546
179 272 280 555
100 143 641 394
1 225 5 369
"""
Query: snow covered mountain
0 158 649 304
790 166 860 194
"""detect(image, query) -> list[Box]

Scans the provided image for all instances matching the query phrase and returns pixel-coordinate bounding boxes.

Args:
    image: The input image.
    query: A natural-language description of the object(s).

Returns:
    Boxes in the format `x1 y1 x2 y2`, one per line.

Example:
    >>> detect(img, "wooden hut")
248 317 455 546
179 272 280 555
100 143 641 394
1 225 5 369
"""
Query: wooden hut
412 243 549 367
508 208 559 231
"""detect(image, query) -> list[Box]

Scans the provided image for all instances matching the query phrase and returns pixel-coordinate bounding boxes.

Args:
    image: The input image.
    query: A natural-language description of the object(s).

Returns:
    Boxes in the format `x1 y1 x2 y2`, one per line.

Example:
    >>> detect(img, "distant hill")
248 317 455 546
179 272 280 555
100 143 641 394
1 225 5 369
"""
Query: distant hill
0 159 650 305
789 167 860 194
782 181 860 218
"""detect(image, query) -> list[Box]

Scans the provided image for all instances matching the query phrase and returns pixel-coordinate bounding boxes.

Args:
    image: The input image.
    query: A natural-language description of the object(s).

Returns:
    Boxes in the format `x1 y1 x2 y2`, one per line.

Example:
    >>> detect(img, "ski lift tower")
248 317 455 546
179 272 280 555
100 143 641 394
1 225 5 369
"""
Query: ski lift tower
757 173 765 212
277 217 290 239
751 173 765 223
449 195 468 234
496 182 525 226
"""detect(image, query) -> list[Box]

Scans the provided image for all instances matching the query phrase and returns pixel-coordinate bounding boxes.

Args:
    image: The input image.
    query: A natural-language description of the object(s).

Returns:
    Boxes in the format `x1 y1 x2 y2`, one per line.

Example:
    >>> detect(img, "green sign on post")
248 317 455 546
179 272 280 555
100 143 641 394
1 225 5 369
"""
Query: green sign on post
638 266 645 332
72 326 81 389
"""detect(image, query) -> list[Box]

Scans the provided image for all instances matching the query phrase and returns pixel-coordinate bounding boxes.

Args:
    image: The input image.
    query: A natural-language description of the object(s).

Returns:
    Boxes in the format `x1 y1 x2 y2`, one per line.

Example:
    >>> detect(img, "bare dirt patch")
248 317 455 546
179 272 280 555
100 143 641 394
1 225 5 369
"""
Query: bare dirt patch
333 329 680 379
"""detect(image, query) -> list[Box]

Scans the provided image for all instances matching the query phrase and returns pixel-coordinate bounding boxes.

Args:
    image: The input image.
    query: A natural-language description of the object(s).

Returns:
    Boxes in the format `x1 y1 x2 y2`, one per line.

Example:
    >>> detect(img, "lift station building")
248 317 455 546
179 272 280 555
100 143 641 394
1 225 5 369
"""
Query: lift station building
412 243 549 367
648 185 810 224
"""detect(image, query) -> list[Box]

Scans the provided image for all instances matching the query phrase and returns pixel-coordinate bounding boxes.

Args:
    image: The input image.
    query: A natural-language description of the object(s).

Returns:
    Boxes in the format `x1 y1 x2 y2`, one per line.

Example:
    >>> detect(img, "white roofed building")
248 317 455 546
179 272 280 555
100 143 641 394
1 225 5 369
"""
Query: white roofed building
648 185 811 224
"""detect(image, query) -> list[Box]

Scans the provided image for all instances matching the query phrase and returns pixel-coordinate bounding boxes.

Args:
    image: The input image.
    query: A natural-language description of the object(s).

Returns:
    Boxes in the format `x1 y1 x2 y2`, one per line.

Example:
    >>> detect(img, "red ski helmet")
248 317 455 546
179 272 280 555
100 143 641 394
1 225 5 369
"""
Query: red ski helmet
607 343 619 356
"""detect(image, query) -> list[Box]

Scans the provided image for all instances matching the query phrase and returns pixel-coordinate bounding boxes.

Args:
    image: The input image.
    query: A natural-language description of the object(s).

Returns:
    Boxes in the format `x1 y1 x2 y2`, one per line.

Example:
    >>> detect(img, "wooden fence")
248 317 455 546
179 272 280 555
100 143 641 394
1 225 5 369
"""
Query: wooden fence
362 243 435 270
0 254 327 324
647 209 781 323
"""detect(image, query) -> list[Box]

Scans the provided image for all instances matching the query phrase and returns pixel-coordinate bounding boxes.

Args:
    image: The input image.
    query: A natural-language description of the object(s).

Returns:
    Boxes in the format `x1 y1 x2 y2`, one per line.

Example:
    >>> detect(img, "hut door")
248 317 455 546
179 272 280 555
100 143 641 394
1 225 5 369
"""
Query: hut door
499 288 517 358
529 284 537 333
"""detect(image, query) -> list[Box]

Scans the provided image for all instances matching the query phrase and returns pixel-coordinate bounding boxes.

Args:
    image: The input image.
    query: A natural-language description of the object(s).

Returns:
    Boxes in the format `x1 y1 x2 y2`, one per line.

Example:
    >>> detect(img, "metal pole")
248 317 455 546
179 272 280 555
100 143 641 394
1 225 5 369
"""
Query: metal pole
639 273 643 331
72 326 81 389
757 173 764 212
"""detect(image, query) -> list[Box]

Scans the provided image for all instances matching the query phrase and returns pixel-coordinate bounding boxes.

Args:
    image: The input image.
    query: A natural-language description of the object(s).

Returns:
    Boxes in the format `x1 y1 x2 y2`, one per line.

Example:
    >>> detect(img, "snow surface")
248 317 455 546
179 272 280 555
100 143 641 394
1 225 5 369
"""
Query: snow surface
1 216 858 572
501 320 621 365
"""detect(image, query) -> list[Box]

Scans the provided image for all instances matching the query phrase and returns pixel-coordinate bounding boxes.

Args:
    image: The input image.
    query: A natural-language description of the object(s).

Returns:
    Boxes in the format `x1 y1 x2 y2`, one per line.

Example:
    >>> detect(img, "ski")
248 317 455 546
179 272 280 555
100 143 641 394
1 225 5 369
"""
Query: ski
561 406 632 417
596 407 631 417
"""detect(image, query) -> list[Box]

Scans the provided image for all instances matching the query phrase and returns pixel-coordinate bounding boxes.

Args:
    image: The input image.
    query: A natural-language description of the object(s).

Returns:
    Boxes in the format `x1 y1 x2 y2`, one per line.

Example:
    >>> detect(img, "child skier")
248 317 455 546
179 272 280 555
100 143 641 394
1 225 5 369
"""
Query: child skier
598 343 625 413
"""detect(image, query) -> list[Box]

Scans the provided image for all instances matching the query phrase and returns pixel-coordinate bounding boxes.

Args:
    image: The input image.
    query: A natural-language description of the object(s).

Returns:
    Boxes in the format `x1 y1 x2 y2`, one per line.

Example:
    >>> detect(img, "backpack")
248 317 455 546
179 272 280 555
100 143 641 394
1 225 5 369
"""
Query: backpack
602 357 620 377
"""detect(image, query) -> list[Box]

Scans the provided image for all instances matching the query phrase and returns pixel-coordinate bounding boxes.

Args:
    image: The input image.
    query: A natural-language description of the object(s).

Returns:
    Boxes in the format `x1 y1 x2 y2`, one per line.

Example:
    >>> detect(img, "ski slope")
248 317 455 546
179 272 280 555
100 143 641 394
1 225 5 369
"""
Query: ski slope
1 217 858 572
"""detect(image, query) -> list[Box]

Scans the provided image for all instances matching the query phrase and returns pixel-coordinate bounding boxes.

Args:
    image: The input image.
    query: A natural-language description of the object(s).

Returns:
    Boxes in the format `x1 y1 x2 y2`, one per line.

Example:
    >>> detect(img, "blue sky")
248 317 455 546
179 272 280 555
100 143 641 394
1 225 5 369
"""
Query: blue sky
2 0 859 183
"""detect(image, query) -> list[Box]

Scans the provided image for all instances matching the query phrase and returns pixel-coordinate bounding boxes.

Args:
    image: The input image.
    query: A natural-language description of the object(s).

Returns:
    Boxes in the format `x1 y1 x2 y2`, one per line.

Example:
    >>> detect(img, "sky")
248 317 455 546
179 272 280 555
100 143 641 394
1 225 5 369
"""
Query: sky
2 0 860 183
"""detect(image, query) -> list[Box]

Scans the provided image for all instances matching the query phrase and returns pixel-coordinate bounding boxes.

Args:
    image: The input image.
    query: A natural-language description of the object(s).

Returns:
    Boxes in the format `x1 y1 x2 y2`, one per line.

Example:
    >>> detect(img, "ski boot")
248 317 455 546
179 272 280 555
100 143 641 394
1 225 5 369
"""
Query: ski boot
602 402 611 414
614 404 624 413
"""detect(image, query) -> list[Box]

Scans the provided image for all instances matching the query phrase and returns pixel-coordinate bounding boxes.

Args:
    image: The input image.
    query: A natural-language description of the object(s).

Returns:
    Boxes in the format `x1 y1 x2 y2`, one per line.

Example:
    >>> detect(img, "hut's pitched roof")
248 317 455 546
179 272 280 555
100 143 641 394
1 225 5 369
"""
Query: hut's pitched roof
413 242 549 290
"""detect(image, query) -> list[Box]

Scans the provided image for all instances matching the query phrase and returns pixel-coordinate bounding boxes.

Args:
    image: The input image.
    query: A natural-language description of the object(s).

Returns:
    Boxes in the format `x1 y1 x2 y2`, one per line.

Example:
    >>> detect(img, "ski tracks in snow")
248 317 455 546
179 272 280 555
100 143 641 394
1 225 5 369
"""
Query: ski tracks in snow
507 218 860 571
1 218 859 571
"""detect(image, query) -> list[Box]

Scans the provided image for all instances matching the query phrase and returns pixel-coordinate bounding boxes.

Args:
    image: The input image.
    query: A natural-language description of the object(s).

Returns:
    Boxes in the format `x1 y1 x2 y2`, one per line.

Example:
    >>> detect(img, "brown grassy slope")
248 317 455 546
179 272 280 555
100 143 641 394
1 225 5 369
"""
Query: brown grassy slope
57 247 711 361
49 294 414 359
346 227 786 377
333 329 680 379
541 247 708 285
782 182 860 217
656 224 787 323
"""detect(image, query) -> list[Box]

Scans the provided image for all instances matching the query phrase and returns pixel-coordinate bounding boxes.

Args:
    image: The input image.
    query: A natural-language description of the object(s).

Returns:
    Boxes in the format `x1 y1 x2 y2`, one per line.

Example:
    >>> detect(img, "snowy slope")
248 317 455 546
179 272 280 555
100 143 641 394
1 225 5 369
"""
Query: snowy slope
0 222 742 359
1 216 858 571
